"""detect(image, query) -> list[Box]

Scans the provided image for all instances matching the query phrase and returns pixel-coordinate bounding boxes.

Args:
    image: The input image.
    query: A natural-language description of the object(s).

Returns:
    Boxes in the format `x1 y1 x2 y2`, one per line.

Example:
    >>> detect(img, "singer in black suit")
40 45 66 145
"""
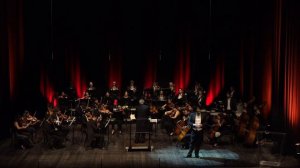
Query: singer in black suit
186 110 209 158
135 99 150 143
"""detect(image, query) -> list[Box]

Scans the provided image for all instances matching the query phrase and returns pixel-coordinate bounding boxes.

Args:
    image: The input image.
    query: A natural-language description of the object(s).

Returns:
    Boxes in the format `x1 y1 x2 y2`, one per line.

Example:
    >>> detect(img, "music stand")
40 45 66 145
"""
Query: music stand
125 118 153 152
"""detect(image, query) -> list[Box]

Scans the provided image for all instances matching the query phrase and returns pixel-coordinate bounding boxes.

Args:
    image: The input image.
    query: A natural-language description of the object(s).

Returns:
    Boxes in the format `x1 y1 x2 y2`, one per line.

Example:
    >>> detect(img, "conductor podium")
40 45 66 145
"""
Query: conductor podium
125 116 154 152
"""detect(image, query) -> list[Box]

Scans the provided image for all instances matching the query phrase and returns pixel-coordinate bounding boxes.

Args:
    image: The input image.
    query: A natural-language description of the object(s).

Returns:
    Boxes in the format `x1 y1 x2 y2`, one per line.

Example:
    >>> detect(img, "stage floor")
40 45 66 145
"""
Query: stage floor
0 123 299 168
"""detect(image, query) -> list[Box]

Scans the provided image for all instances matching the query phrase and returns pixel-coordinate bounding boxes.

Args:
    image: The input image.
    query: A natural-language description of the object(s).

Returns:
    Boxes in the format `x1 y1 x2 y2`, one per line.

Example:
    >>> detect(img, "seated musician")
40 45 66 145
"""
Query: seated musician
175 88 187 107
99 104 112 116
43 113 66 149
77 91 91 109
87 81 96 99
149 103 160 119
157 90 166 102
167 82 176 99
110 81 120 100
177 103 192 149
54 110 71 141
209 114 224 147
120 91 131 118
102 91 113 107
13 115 34 149
85 112 105 149
151 82 160 99
58 91 69 112
111 100 124 135
161 103 181 136
127 80 137 100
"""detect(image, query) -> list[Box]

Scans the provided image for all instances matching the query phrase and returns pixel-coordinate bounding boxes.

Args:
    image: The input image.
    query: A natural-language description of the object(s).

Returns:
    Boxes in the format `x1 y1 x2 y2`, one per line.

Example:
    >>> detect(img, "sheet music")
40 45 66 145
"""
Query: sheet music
130 114 136 120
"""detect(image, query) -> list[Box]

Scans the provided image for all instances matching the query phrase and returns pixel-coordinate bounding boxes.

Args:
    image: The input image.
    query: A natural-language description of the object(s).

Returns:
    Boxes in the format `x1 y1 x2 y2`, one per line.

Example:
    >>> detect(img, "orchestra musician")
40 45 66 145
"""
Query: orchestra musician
111 100 124 135
58 91 69 112
151 82 160 98
209 114 225 147
167 82 176 99
110 81 120 99
157 90 166 102
85 112 105 149
175 88 187 107
42 109 66 149
197 90 206 110
120 91 131 118
102 91 113 107
77 91 91 110
21 111 39 143
176 103 192 149
87 81 96 99
13 115 34 149
127 80 137 99
161 102 180 136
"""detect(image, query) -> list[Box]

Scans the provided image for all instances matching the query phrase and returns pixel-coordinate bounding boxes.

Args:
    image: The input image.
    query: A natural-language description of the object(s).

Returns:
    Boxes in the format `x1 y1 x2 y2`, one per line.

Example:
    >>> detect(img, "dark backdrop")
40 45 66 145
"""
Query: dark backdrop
1 0 300 152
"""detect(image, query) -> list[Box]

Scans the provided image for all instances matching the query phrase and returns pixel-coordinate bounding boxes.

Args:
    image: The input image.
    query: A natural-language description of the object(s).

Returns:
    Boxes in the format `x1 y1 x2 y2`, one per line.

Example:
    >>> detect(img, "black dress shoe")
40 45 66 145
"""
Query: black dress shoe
195 155 199 158
186 154 192 158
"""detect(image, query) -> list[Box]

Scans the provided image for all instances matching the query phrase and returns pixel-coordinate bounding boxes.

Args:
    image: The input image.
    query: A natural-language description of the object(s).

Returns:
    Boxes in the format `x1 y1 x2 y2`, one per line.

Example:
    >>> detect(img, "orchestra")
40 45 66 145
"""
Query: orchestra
11 80 266 152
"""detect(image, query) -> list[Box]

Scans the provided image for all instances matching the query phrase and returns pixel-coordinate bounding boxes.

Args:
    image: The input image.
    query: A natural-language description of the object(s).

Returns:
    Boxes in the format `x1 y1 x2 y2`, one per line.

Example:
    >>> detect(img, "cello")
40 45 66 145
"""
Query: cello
244 115 259 146
244 103 264 146
210 114 223 140
177 122 190 141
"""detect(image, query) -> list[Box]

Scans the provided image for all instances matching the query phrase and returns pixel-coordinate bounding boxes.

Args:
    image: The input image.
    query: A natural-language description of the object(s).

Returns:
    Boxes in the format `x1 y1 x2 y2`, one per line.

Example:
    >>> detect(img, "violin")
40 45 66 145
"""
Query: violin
23 112 40 126
85 112 93 121
150 104 158 114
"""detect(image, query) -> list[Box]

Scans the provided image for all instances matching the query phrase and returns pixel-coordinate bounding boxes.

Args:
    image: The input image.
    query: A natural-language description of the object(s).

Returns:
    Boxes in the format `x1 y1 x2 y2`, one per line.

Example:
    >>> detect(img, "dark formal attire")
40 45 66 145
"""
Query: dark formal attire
187 112 209 158
135 104 150 143
86 119 105 148
197 95 206 110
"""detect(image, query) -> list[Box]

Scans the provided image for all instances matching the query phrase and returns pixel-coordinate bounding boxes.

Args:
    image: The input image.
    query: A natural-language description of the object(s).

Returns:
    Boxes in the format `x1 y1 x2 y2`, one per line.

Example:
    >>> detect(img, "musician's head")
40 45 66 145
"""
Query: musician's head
139 98 145 105
23 110 29 116
195 106 201 114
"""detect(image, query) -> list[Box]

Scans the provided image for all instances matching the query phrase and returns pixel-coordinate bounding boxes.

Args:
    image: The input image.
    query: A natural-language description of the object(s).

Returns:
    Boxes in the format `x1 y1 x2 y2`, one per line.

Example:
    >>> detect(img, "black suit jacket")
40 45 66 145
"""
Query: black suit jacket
188 112 209 130
135 104 150 132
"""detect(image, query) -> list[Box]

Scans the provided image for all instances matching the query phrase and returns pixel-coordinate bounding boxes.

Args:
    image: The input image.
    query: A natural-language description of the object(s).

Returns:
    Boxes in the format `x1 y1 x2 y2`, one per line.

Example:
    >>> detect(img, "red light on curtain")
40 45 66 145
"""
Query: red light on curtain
70 56 86 98
284 38 300 129
7 0 24 100
144 55 157 89
40 70 55 106
239 41 244 97
108 52 122 91
206 58 224 106
108 64 122 91
174 41 191 92
262 48 272 119
282 0 300 137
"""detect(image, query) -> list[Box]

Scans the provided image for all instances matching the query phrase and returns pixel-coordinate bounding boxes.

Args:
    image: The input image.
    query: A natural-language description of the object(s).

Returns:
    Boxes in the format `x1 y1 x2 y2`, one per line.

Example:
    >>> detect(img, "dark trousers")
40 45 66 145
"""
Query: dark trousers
112 113 123 131
188 130 203 156
135 119 149 143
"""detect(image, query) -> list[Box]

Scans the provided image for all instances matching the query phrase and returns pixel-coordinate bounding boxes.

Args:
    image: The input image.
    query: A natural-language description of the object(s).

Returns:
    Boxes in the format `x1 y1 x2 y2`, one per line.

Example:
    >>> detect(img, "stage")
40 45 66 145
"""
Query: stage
0 123 299 168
